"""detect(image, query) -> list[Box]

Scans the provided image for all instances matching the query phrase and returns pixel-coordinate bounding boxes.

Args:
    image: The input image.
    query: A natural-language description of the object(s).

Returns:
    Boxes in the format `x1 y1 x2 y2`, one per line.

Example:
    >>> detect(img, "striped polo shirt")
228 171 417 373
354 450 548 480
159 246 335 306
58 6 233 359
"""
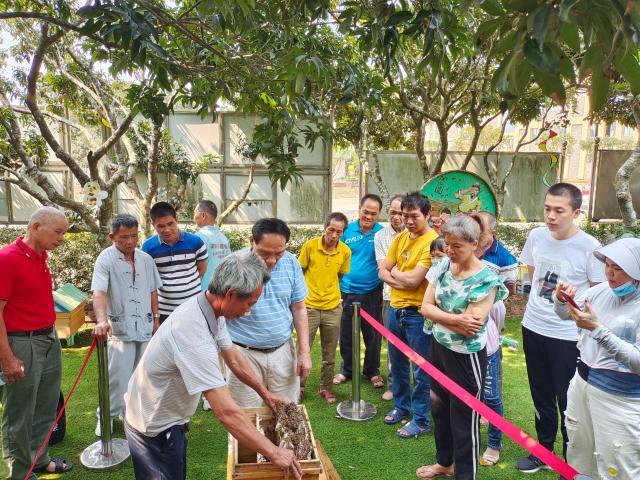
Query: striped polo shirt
142 231 208 316
226 250 308 349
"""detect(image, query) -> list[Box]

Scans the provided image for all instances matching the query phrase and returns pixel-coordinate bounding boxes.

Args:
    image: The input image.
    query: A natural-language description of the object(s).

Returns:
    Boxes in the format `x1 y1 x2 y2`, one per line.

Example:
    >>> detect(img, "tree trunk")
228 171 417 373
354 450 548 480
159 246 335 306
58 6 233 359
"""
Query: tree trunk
415 118 430 181
369 152 390 206
141 120 163 237
614 99 640 230
432 120 449 178
217 159 256 226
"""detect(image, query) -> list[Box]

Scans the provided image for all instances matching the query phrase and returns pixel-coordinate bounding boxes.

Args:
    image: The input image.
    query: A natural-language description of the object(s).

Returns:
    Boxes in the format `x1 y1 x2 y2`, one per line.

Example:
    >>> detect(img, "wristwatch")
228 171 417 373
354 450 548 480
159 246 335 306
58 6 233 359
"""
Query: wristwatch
153 313 160 319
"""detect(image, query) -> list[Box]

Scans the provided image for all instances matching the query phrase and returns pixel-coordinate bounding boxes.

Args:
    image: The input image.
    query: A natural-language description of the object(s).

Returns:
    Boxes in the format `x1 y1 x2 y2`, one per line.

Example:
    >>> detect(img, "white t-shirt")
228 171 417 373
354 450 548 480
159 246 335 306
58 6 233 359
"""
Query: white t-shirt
124 292 233 436
519 227 605 341
374 225 403 301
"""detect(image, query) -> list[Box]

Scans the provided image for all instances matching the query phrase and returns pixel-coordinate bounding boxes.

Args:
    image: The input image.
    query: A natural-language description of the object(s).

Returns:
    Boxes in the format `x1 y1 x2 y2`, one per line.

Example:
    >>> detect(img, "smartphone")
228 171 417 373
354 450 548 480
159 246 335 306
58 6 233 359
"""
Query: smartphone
565 296 582 311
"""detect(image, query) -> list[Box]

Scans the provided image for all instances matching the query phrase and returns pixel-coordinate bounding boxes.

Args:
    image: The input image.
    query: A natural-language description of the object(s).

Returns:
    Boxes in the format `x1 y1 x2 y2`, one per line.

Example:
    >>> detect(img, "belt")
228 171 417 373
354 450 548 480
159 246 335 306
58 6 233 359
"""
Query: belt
233 341 286 354
577 360 590 382
396 306 419 312
8 326 54 338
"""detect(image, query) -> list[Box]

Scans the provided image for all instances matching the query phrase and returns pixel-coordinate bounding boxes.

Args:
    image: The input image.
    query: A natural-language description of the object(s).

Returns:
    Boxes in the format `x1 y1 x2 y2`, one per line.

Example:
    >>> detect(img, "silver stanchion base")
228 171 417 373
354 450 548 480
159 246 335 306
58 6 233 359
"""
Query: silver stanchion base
336 400 377 421
81 438 130 469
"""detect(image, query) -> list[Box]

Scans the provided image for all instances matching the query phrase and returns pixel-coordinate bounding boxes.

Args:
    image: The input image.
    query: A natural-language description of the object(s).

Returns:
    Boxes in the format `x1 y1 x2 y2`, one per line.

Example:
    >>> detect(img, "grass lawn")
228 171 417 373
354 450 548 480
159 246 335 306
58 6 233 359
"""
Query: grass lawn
32 316 562 479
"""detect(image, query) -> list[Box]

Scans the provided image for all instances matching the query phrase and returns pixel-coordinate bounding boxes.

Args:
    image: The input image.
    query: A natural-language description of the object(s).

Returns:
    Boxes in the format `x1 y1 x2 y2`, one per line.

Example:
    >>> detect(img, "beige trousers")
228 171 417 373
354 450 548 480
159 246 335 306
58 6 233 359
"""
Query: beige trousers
226 339 299 407
307 306 342 390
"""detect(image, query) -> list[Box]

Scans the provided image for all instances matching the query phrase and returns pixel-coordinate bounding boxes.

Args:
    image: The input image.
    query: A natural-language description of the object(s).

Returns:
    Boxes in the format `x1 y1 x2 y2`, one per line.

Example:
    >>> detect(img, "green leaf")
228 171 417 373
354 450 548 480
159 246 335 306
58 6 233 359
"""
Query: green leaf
195 0 217 16
524 39 560 75
531 4 552 50
503 0 544 13
559 22 580 51
511 57 532 93
386 10 413 27
477 18 505 40
590 70 610 112
479 0 504 16
578 45 599 83
613 47 640 95
493 30 518 55
558 53 577 85
77 6 101 19
559 0 582 22
294 72 305 95
532 69 566 104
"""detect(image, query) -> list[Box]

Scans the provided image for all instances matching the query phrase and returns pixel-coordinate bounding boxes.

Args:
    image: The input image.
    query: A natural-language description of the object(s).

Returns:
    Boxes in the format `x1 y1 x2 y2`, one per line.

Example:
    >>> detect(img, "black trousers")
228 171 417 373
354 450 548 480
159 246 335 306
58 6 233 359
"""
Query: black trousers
338 287 383 379
430 338 487 480
522 326 578 457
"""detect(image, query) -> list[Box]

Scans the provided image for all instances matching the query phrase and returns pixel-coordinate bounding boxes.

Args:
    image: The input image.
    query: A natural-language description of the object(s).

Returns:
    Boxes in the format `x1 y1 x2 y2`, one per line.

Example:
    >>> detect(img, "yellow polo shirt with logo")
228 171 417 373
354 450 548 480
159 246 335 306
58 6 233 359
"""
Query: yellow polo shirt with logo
386 229 439 309
298 237 351 310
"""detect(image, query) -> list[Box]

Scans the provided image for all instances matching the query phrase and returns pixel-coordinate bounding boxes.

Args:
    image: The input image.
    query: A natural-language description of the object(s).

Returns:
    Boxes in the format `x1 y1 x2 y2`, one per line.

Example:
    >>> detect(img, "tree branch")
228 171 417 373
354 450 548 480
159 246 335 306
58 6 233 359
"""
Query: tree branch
24 26 91 186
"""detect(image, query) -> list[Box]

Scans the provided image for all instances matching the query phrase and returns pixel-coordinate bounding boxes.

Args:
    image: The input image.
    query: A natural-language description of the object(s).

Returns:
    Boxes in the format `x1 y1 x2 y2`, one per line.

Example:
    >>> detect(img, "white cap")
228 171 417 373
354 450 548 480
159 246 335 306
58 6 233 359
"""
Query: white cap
593 237 640 281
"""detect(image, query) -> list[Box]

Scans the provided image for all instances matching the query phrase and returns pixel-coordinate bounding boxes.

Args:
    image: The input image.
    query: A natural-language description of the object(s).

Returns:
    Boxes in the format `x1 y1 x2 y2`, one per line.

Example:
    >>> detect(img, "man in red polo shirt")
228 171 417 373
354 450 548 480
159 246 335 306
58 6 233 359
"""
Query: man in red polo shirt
0 206 73 479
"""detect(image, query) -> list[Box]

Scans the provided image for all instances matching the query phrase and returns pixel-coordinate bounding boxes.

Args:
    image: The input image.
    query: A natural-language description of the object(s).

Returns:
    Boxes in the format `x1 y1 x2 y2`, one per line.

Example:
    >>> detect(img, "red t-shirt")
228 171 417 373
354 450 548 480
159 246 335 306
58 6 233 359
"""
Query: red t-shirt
0 236 56 332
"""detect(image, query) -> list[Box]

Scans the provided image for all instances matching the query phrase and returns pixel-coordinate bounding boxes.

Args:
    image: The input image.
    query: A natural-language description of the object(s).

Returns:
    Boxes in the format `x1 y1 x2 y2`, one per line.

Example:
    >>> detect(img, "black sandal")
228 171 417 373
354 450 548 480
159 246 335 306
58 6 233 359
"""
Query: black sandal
36 457 73 473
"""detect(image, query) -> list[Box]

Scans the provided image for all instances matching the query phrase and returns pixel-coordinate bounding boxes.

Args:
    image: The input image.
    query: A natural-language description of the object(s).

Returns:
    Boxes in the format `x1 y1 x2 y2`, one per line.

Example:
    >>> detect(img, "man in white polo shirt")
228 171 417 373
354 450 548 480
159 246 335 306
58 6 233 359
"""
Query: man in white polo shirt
124 251 302 480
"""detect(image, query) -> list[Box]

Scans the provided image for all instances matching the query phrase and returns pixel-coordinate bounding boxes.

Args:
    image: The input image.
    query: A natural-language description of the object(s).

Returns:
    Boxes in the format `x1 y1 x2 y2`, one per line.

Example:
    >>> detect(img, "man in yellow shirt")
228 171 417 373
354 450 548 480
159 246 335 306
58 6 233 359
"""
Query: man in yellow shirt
379 192 438 438
298 212 351 403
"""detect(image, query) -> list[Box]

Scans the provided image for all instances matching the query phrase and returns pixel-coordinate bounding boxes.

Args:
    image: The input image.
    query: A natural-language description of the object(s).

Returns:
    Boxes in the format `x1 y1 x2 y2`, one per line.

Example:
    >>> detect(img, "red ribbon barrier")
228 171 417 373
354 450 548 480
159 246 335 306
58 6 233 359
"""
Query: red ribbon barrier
359 308 580 480
24 337 97 480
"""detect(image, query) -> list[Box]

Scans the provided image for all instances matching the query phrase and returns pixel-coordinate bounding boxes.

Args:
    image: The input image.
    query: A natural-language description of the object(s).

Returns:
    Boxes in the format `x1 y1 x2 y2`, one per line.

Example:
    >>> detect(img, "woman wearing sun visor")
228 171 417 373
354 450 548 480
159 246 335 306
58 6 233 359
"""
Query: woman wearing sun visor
553 236 640 480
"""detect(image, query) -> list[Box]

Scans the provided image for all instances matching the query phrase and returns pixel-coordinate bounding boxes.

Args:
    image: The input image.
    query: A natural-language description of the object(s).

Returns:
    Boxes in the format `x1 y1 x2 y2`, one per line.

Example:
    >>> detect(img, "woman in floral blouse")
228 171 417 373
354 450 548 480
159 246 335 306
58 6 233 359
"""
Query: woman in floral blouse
417 214 507 480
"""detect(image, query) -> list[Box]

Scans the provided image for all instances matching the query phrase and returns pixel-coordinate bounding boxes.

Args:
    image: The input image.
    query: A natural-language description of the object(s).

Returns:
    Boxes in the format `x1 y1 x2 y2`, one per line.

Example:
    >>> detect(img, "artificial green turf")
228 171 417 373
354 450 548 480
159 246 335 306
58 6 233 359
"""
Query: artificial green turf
32 317 562 479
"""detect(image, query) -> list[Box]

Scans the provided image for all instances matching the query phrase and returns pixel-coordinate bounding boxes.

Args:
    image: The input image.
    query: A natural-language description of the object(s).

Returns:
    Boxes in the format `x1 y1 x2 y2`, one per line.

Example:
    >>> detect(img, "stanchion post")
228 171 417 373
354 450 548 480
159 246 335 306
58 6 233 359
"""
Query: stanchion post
336 303 377 421
351 303 361 413
97 340 112 455
81 339 130 469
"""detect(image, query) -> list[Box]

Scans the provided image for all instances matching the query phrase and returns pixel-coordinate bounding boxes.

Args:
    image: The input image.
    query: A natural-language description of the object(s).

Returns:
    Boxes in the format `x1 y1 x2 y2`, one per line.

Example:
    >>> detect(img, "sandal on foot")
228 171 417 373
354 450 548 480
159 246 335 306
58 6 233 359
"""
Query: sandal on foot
36 458 73 473
416 464 453 479
319 389 336 404
370 375 385 388
383 408 408 425
479 451 500 466
396 420 430 438
332 373 349 385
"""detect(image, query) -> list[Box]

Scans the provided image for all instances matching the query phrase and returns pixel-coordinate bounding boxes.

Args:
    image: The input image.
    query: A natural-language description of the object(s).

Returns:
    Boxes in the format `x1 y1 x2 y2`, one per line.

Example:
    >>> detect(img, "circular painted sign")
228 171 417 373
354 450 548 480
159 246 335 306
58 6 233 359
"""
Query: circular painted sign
420 170 497 216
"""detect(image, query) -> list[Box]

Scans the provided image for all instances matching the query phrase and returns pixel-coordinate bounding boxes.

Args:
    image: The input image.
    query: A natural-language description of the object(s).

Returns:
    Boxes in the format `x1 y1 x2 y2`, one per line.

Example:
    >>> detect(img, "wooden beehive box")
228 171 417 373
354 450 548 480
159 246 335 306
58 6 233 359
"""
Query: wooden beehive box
228 405 323 480
53 283 88 339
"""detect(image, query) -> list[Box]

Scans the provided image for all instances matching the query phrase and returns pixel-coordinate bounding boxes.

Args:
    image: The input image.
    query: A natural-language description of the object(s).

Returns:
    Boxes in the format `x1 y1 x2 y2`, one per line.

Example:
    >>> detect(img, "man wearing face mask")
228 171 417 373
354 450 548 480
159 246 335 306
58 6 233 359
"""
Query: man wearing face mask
225 218 311 407
554 237 640 480
375 194 406 401
379 192 438 438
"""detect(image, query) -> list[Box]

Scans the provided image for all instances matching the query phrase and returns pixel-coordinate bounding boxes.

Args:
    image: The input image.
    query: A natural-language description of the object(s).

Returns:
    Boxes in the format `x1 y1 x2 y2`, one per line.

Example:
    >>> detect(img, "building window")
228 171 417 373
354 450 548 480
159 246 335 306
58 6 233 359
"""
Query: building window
606 122 617 137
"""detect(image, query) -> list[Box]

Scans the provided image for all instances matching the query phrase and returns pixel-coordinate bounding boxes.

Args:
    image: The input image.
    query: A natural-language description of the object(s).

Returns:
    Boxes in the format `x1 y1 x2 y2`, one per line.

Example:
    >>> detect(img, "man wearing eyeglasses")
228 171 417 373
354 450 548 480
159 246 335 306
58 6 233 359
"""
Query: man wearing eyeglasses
92 214 162 437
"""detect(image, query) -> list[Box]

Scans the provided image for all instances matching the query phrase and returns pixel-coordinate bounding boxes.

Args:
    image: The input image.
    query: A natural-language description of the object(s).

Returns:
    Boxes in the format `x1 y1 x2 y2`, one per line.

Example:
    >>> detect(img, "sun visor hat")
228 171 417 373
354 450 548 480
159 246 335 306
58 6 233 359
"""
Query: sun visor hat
593 237 640 281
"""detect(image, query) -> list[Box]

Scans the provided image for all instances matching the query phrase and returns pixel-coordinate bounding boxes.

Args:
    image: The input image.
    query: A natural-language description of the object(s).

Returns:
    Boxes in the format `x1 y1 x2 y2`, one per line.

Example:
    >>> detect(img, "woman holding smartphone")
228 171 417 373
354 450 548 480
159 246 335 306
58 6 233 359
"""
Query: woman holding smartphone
555 237 640 480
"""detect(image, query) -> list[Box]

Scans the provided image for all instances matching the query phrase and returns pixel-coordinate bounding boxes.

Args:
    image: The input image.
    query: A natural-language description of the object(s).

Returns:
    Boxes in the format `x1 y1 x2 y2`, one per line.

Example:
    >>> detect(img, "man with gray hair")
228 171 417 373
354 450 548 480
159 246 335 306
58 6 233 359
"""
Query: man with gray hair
124 251 302 480
0 206 72 478
91 213 162 436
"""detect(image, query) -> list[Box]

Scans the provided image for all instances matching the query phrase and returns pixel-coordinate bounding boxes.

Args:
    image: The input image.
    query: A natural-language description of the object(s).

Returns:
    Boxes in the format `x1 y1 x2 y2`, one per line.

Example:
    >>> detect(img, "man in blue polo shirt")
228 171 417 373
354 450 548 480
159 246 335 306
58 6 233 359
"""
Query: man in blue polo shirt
225 218 311 407
333 194 385 389
142 202 208 323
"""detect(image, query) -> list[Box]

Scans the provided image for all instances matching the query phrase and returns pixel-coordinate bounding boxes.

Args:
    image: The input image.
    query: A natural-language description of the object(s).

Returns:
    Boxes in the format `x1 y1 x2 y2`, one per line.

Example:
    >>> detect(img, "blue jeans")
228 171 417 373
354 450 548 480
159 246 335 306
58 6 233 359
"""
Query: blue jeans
388 306 431 428
484 349 503 450
125 420 188 479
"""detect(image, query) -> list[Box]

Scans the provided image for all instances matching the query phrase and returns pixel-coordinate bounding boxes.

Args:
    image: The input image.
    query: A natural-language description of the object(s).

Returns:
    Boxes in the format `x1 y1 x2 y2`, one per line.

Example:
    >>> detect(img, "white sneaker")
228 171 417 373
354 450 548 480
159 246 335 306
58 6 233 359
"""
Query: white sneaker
382 389 393 401
95 417 113 437
202 397 212 411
